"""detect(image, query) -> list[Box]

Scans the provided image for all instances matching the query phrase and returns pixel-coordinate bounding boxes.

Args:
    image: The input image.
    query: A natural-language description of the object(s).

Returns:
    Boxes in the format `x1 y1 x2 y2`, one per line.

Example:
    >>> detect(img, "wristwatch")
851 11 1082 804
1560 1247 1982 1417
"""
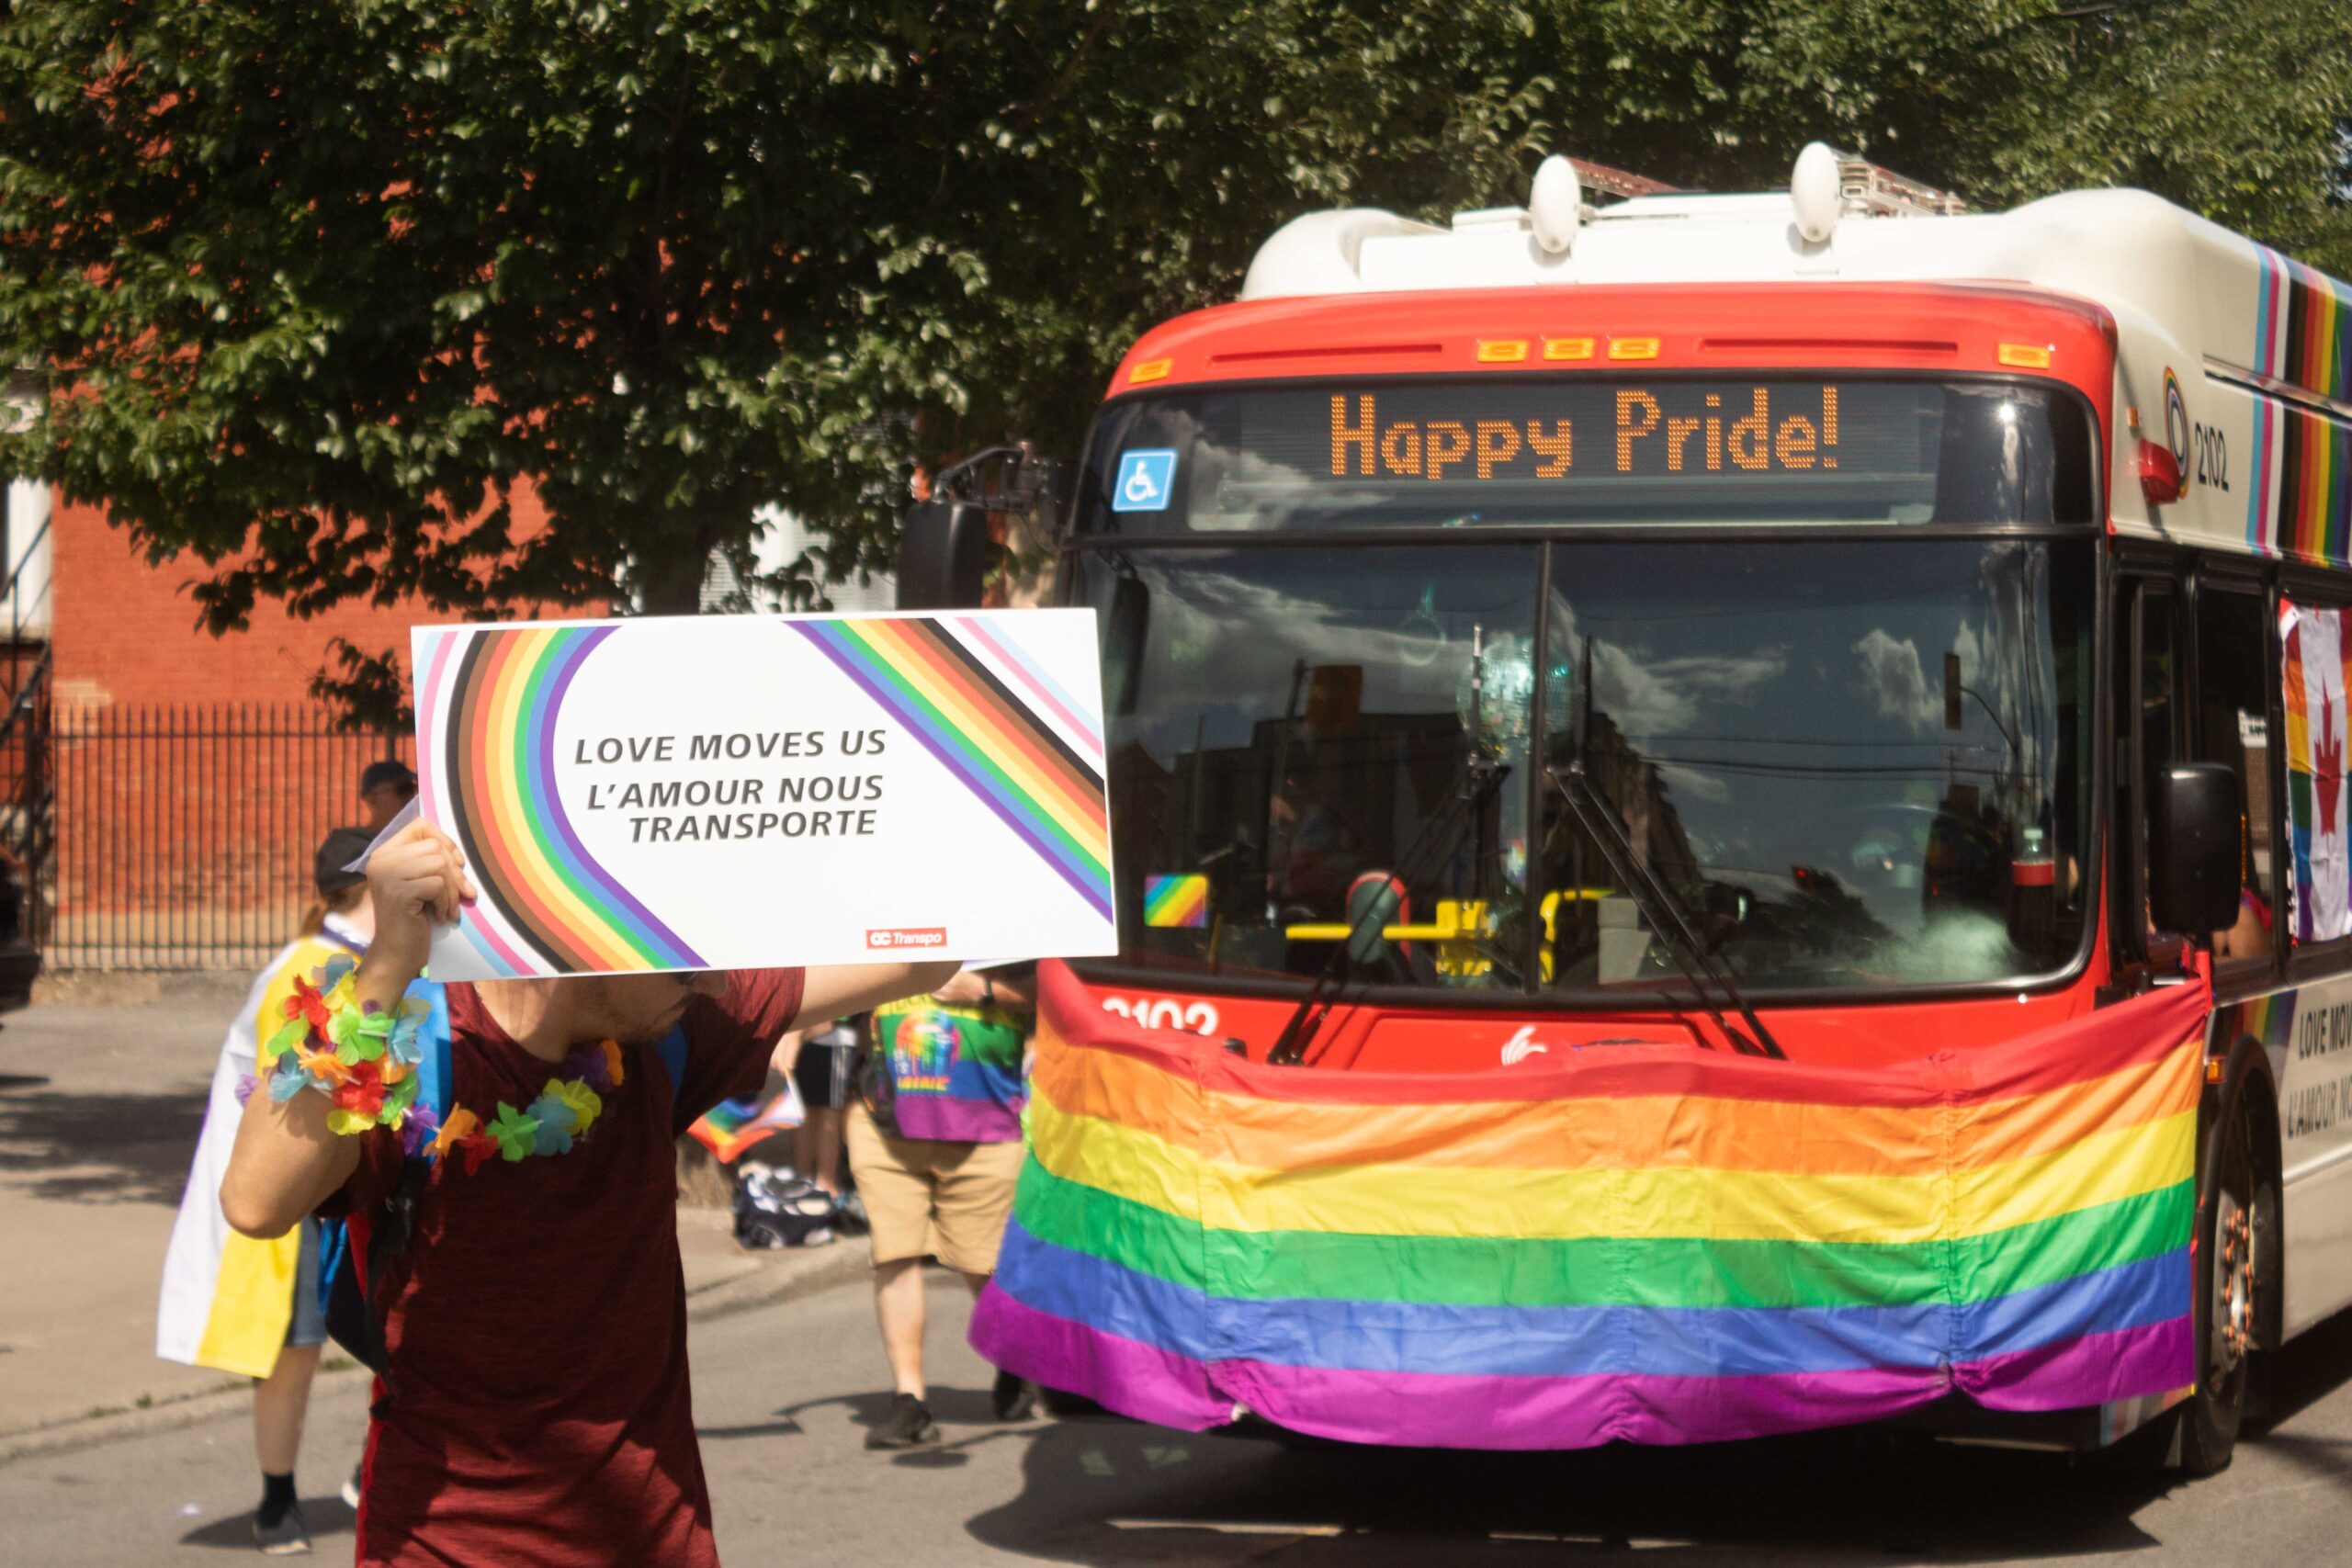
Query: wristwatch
981 974 998 1009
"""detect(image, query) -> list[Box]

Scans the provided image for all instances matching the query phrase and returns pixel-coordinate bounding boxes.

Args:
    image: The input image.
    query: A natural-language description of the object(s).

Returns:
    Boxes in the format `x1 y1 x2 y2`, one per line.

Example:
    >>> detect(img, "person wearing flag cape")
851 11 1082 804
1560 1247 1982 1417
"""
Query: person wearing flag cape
159 826 380 1553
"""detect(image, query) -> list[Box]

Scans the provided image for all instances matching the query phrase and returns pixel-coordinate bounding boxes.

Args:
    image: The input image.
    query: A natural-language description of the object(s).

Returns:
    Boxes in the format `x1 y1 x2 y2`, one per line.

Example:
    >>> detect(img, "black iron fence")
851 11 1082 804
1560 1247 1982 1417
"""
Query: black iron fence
0 644 51 960
44 705 410 969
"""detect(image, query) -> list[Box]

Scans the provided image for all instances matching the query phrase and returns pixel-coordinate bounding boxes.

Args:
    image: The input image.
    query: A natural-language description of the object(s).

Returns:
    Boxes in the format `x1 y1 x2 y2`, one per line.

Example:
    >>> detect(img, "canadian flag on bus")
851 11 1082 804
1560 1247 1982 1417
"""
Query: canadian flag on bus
2283 600 2352 942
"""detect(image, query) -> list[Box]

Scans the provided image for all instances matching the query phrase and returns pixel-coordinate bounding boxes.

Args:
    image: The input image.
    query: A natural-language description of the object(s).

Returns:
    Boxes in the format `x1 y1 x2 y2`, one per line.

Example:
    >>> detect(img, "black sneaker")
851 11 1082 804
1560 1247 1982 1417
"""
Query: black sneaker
865 1392 940 1450
253 1501 311 1555
991 1367 1037 1421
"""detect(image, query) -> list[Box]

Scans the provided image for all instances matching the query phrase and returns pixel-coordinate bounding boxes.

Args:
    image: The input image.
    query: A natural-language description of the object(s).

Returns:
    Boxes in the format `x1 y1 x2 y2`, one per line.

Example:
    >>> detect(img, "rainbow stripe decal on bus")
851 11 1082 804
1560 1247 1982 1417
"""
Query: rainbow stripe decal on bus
971 968 2206 1450
2267 405 2352 566
790 617 1113 921
2213 988 2297 1063
2256 244 2352 407
435 625 705 976
2248 246 2352 565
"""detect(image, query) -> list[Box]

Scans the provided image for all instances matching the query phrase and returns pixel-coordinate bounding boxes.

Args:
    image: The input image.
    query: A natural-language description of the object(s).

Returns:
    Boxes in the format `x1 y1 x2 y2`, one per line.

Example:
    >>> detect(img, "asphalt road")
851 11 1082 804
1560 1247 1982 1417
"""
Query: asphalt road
3 1270 2350 1566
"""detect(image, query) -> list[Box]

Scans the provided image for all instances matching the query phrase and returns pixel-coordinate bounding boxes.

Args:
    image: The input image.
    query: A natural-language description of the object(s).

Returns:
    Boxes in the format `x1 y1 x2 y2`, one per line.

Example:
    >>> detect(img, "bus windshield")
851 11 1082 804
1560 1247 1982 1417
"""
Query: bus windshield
1082 535 2094 998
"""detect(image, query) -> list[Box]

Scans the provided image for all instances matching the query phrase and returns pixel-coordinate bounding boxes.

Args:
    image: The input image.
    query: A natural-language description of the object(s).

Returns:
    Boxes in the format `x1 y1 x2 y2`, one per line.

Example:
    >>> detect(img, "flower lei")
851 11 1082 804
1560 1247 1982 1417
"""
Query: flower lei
259 956 623 1174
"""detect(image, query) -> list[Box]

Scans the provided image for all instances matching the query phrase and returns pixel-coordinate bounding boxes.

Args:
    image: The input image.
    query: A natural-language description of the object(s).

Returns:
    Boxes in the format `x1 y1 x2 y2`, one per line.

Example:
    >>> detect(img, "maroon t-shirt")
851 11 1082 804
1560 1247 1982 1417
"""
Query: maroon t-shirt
338 970 803 1568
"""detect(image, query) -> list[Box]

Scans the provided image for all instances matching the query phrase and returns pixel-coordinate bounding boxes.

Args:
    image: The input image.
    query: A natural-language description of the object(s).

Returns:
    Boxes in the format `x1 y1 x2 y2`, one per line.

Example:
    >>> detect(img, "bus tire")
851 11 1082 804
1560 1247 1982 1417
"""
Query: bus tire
2175 1079 2273 1476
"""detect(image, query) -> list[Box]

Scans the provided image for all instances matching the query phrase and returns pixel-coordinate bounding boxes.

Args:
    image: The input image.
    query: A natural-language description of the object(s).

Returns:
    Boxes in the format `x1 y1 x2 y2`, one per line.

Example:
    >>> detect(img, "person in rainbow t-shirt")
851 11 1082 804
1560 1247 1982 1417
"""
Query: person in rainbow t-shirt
847 963 1035 1449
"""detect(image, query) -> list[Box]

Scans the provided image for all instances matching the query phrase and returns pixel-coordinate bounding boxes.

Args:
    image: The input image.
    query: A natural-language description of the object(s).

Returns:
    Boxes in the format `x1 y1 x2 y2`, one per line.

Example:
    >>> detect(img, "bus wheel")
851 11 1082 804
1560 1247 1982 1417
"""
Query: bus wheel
2177 1094 2267 1476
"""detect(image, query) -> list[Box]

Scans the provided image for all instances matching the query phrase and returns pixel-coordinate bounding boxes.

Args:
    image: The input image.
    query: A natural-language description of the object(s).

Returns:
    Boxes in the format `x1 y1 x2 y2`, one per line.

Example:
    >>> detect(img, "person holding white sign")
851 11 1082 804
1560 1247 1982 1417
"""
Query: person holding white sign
220 820 955 1568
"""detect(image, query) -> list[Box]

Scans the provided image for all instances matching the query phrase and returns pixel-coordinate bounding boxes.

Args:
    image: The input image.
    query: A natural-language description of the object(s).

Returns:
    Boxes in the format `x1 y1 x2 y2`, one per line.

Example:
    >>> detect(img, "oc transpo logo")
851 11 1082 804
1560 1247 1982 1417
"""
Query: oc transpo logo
865 927 947 950
1499 1025 1551 1066
2164 367 2191 476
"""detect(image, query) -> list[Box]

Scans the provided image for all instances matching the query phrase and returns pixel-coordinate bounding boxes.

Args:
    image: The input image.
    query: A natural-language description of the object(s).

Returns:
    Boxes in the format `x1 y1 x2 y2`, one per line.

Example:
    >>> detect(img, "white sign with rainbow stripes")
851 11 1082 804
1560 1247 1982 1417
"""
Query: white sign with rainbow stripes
408 610 1117 978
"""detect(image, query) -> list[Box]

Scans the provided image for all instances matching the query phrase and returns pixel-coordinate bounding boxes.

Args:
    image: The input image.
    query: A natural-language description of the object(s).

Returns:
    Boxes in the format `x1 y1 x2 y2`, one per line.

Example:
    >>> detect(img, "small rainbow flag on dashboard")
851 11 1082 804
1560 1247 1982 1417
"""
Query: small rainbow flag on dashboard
1144 874 1209 929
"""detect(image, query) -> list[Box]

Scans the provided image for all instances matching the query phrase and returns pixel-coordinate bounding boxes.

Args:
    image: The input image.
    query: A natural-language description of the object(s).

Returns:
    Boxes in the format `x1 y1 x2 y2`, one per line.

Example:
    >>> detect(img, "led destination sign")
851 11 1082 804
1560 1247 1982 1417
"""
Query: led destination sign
1081 378 2096 531
1324 384 1872 482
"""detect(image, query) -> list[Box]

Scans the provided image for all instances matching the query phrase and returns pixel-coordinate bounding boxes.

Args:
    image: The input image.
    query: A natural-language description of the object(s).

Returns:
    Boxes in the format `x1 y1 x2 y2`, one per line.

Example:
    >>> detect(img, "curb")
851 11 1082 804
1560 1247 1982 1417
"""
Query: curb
0 1241 866 1468
30 968 254 1010
682 1235 868 1325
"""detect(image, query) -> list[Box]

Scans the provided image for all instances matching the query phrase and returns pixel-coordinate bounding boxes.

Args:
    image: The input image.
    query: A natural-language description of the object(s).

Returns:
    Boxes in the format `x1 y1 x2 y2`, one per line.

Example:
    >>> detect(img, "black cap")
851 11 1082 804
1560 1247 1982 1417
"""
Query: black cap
315 825 377 897
360 759 416 796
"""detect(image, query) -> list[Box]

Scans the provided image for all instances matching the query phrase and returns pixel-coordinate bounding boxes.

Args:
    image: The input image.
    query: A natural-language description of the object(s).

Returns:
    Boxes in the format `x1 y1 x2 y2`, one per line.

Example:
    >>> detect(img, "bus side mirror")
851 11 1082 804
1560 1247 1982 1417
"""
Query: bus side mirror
1103 575 1149 716
2149 761 2242 939
897 500 991 610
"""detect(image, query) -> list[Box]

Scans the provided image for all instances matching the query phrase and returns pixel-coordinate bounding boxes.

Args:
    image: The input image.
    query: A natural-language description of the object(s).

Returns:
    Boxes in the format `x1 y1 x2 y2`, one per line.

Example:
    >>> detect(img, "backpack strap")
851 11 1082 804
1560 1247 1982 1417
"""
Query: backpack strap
410 982 456 1160
656 1024 687 1096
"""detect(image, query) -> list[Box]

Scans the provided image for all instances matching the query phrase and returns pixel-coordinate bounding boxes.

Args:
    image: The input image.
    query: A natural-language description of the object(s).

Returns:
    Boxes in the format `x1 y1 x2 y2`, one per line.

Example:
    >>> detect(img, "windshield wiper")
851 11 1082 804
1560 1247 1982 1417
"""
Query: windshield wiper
1544 762 1782 1058
1267 751 1511 1066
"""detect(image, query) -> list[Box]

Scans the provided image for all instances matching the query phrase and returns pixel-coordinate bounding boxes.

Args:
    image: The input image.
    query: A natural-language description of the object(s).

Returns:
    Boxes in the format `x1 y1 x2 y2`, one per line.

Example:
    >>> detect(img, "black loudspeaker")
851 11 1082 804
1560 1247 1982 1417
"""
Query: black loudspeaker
896 500 991 610
2148 761 2244 940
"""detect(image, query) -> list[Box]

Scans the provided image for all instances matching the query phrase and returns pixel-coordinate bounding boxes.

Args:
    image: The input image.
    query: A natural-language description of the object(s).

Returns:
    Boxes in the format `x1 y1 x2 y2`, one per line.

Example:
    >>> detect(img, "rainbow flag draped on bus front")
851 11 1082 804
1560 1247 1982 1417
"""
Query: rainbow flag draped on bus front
969 967 2207 1449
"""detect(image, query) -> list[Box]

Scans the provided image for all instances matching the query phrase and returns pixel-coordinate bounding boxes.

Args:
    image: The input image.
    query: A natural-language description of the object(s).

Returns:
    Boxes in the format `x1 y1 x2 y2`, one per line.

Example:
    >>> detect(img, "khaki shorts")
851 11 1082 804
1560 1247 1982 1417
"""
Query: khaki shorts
844 1103 1024 1275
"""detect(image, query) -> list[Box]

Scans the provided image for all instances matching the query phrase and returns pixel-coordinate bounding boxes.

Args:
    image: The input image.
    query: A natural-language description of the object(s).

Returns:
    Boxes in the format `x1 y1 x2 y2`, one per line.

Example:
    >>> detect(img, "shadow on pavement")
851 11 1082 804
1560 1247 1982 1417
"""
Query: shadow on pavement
967 1416 2178 1566
703 1382 1003 1447
698 1409 808 1442
0 1085 202 1203
2252 1306 2352 1437
177 1495 354 1551
965 1309 2352 1567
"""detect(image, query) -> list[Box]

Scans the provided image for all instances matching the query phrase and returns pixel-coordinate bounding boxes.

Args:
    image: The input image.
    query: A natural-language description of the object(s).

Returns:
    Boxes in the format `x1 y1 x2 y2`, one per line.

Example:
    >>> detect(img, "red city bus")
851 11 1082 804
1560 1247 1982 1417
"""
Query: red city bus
912 148 2352 1472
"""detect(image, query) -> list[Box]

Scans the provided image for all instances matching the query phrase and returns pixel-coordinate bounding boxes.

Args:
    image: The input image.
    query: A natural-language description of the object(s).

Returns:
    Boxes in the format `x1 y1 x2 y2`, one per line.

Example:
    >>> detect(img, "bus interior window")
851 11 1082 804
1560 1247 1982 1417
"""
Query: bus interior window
2197 586 2277 960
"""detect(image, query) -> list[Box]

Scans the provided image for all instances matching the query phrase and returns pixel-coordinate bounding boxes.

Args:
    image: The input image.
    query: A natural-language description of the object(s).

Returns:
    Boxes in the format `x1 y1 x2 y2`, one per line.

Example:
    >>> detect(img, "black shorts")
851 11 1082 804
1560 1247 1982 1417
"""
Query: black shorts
794 1022 860 1111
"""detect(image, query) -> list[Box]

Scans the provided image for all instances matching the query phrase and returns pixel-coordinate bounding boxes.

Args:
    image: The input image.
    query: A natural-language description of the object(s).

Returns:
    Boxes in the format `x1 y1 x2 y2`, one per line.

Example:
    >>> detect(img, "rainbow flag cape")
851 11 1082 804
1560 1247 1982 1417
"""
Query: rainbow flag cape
970 966 2208 1449
687 1088 804 1163
158 931 360 1378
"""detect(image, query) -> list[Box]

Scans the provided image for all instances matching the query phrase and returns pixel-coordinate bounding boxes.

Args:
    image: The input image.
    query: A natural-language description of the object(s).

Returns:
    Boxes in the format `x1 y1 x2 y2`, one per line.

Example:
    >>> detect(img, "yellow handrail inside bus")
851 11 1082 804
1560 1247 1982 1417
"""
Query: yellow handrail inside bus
1283 889 1625 981
1283 899 1482 943
1285 890 1622 945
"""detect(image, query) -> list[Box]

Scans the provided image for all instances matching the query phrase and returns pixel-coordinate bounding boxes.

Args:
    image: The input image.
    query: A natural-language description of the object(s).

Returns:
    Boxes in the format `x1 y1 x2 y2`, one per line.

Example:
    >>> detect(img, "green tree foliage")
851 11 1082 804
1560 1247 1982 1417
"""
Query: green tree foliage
1535 1 2352 272
0 3 2343 717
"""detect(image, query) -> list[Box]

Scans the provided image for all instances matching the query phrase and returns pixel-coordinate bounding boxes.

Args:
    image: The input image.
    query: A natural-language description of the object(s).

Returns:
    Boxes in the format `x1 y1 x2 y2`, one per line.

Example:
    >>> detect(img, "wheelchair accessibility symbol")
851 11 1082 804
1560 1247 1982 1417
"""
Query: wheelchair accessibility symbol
1112 450 1177 513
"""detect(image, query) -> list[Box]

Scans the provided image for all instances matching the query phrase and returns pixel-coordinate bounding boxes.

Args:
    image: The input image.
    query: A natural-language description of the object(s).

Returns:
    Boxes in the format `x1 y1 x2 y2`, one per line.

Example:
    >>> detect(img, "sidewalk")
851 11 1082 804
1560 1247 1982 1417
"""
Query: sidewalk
0 979 860 1461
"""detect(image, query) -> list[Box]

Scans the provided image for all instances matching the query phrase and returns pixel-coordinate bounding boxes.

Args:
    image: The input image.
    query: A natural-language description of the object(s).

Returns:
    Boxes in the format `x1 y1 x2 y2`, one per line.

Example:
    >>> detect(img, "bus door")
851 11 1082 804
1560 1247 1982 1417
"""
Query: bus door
2188 570 2281 987
2114 571 2189 985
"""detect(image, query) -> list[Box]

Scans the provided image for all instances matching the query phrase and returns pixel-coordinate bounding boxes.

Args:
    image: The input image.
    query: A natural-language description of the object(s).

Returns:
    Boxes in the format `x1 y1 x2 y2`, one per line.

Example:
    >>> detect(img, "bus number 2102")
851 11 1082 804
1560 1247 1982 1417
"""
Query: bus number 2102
2194 423 2231 492
1100 996 1221 1035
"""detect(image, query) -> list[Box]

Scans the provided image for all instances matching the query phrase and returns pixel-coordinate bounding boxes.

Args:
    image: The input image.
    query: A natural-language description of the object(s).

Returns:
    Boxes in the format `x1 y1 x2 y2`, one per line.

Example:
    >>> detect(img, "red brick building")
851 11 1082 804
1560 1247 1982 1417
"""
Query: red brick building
11 479 886 968
49 496 451 709
23 490 562 967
